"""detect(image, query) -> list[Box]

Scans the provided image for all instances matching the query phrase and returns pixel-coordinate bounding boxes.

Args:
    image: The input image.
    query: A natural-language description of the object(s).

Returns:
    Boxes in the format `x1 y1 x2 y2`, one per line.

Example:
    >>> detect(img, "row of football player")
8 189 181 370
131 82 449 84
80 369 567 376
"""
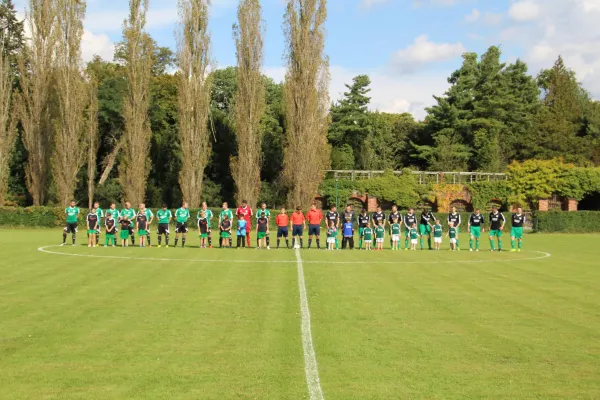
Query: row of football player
62 200 526 252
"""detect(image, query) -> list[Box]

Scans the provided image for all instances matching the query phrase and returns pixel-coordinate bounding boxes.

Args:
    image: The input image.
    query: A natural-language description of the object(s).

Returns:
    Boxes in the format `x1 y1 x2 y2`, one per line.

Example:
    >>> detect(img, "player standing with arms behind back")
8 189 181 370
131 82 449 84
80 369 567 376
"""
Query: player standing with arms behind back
275 208 290 249
105 212 117 247
306 203 323 249
62 200 80 246
93 202 104 246
156 204 172 248
403 208 417 251
120 202 136 246
86 206 99 247
325 205 340 249
511 207 526 252
199 202 214 248
291 206 306 249
447 206 462 250
138 204 154 247
357 209 370 250
468 209 484 252
174 202 190 248
488 206 506 251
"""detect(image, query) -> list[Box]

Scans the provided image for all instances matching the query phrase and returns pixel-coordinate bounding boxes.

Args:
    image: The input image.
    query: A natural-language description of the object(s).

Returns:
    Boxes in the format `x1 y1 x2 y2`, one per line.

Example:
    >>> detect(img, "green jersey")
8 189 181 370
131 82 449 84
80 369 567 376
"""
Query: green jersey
433 224 443 238
121 208 136 220
198 209 213 221
157 209 172 224
106 208 119 220
391 223 401 235
363 227 373 241
220 209 233 222
142 209 153 221
256 209 270 220
375 226 385 239
175 208 190 223
65 206 80 223
94 208 104 219
449 227 457 239
327 227 337 238
409 228 419 239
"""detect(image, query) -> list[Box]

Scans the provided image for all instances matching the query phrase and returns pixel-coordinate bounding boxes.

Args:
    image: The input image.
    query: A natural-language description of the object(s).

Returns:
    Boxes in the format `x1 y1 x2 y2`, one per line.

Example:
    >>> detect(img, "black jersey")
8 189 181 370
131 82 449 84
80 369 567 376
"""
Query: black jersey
448 212 462 227
257 217 268 232
198 218 208 233
388 211 402 224
372 211 386 225
119 219 131 231
105 218 116 234
489 212 506 230
221 220 231 231
136 213 148 230
357 214 370 227
512 213 525 228
325 211 339 225
469 213 484 227
404 213 417 227
342 210 355 223
86 213 98 230
420 211 436 225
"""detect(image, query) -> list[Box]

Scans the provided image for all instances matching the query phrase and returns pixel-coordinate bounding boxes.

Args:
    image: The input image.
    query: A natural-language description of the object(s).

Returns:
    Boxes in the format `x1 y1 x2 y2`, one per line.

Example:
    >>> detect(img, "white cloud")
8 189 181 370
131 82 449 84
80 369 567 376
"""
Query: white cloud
508 0 541 22
82 30 115 62
360 0 390 8
391 35 465 74
464 8 480 22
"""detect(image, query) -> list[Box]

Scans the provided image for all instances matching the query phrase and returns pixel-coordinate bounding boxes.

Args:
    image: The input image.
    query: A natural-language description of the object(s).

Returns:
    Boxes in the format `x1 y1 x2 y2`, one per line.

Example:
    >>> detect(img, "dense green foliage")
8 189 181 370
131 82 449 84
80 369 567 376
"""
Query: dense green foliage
467 180 512 210
532 210 600 233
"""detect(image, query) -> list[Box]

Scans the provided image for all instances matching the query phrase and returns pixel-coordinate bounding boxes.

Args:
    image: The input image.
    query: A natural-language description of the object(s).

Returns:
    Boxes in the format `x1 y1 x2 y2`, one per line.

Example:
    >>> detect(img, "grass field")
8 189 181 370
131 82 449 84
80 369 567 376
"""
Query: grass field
1 229 600 399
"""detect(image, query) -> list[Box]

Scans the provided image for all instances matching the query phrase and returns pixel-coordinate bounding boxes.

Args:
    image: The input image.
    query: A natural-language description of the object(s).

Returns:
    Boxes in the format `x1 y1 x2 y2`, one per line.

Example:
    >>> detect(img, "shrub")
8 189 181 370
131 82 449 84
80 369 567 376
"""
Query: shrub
532 210 600 233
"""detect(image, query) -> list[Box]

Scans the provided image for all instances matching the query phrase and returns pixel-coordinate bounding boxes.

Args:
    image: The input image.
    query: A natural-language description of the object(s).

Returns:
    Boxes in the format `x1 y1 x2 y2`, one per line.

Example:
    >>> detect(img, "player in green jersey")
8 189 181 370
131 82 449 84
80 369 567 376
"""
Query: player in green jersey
390 218 402 250
106 203 119 223
138 203 154 247
62 200 80 246
156 204 172 248
468 209 485 252
219 202 234 247
174 202 190 248
362 226 373 250
511 207 526 252
93 202 104 245
374 221 385 250
199 202 214 248
447 223 458 251
409 223 420 251
120 202 137 245
432 221 443 251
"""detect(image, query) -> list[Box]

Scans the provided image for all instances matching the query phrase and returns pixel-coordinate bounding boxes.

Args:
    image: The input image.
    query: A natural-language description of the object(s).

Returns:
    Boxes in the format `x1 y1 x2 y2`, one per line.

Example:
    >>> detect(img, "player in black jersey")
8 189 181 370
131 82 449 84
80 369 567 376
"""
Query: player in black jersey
510 207 526 252
447 206 462 250
342 204 355 225
488 206 506 251
325 205 340 249
468 209 485 251
372 206 386 228
357 209 371 249
403 208 417 250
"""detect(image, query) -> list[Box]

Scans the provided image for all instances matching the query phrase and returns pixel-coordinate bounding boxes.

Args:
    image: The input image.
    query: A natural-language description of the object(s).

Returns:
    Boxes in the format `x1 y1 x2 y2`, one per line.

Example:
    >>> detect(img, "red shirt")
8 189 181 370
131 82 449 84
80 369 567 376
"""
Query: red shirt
236 206 253 223
307 209 323 225
275 214 289 227
291 212 305 225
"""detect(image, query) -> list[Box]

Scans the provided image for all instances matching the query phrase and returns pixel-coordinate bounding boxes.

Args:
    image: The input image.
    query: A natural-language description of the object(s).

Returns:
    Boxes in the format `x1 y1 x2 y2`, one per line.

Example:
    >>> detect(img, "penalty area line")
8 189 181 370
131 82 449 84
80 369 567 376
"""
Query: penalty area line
295 248 325 400
37 245 551 265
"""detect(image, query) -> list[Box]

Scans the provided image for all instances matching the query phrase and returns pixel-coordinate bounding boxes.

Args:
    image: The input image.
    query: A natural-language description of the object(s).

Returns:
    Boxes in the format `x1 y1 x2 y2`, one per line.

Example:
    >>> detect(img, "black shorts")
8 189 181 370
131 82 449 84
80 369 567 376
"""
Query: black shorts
277 227 289 238
157 223 170 235
64 223 78 234
308 224 320 236
292 225 303 237
176 222 188 233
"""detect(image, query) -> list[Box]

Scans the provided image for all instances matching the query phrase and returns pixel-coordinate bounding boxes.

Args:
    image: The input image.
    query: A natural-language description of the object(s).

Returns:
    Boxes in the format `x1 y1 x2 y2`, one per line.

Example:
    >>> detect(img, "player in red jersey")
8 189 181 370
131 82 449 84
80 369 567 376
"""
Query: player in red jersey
236 200 253 247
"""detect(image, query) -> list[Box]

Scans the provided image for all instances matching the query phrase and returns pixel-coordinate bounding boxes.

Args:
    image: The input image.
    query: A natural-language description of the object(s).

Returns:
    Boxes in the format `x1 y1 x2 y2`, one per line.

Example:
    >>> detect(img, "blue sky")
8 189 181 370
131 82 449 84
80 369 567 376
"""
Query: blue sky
14 0 600 119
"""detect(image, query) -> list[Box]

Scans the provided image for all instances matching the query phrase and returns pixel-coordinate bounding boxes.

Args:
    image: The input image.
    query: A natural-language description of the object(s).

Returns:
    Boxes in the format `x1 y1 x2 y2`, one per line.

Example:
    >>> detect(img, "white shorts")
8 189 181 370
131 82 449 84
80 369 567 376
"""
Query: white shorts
376 238 384 243
327 237 336 244
364 239 372 244
434 237 442 244
392 235 400 241
411 239 418 245
450 238 457 244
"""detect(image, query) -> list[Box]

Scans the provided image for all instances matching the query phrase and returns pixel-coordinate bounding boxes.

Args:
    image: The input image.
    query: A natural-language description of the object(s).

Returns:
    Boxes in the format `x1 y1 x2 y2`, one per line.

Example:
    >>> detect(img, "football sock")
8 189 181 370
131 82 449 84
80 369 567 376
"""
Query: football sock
277 239 280 249
456 239 460 248
285 239 289 248
405 237 409 249
476 239 480 250
518 240 522 249
292 238 296 248
147 235 151 246
131 234 135 246
335 238 339 249
96 233 100 244
165 234 169 246
158 236 162 245
300 239 303 248
266 236 270 247
427 237 432 249
175 238 179 247
308 239 312 249
72 233 76 245
498 239 502 250
182 238 186 248
469 239 473 249
316 239 320 249
420 238 424 249
489 239 495 250
62 232 67 244
208 235 212 246
358 238 362 249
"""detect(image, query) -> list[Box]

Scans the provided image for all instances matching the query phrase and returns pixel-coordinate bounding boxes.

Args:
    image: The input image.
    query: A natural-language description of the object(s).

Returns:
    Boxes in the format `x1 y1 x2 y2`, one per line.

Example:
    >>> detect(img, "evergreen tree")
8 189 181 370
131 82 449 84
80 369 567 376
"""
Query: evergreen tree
0 0 24 71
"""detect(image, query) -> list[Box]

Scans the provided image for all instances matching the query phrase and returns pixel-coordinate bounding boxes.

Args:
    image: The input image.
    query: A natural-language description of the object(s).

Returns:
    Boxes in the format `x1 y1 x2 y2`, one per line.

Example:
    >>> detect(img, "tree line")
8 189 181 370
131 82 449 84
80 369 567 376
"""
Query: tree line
0 0 598 210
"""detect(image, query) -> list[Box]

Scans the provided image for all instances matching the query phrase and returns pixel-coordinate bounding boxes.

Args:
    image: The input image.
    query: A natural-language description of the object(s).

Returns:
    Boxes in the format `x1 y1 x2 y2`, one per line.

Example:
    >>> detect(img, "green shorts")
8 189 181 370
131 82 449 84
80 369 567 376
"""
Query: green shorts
106 233 115 239
257 232 267 239
119 230 130 240
220 231 230 239
470 226 481 238
199 233 208 238
489 229 503 238
138 229 147 236
87 229 96 235
510 227 523 239
359 227 365 237
419 224 431 236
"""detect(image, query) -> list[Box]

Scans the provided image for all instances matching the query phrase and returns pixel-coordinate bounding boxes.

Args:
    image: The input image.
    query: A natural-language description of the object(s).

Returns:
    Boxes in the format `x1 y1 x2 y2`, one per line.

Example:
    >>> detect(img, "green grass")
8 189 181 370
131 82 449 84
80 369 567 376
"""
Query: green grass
1 230 600 399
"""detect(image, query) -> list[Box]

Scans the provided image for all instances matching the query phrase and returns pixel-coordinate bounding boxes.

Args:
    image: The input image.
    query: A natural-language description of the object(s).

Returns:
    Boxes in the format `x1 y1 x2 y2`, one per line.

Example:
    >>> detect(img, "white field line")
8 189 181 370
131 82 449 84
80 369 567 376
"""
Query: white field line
37 245 551 265
295 248 325 400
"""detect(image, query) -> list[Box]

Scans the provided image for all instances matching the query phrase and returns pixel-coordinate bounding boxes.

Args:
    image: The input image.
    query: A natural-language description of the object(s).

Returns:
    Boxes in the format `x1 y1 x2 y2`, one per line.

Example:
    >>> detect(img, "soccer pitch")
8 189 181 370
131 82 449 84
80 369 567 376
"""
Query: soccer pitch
2 230 600 399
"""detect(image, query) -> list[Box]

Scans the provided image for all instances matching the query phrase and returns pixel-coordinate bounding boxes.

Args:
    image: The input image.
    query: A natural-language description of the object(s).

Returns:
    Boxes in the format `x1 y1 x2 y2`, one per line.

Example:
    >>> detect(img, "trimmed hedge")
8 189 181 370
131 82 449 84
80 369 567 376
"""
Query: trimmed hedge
532 211 600 233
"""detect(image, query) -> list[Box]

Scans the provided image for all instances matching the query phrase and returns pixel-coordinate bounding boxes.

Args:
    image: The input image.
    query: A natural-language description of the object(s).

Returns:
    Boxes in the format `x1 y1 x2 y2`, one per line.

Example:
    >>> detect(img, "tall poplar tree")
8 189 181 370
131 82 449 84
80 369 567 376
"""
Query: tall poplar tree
53 0 88 206
15 0 56 205
232 0 265 207
282 0 330 208
176 0 211 208
0 37 16 205
120 0 153 205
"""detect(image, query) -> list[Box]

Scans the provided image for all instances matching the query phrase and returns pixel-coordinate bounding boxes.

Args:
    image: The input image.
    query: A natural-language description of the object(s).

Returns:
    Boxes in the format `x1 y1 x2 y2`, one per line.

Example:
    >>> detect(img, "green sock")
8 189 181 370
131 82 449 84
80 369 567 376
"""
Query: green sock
518 240 522 249
498 239 502 250
427 236 432 249
358 238 362 249
456 239 460 248
420 238 424 249
476 239 480 250
405 238 409 249
335 238 339 249
469 239 473 249
489 239 495 250
511 240 515 249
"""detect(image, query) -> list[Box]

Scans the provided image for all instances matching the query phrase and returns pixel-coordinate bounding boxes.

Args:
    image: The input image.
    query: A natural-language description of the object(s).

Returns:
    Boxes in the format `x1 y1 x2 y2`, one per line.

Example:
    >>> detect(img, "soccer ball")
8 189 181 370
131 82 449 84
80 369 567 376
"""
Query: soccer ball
294 244 301 249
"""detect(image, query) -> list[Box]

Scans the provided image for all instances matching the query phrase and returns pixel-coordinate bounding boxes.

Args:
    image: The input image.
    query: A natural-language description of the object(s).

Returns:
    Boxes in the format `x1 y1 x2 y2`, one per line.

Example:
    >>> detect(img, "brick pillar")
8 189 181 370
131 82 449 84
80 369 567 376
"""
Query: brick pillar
366 195 379 212
567 198 578 212
538 199 549 211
